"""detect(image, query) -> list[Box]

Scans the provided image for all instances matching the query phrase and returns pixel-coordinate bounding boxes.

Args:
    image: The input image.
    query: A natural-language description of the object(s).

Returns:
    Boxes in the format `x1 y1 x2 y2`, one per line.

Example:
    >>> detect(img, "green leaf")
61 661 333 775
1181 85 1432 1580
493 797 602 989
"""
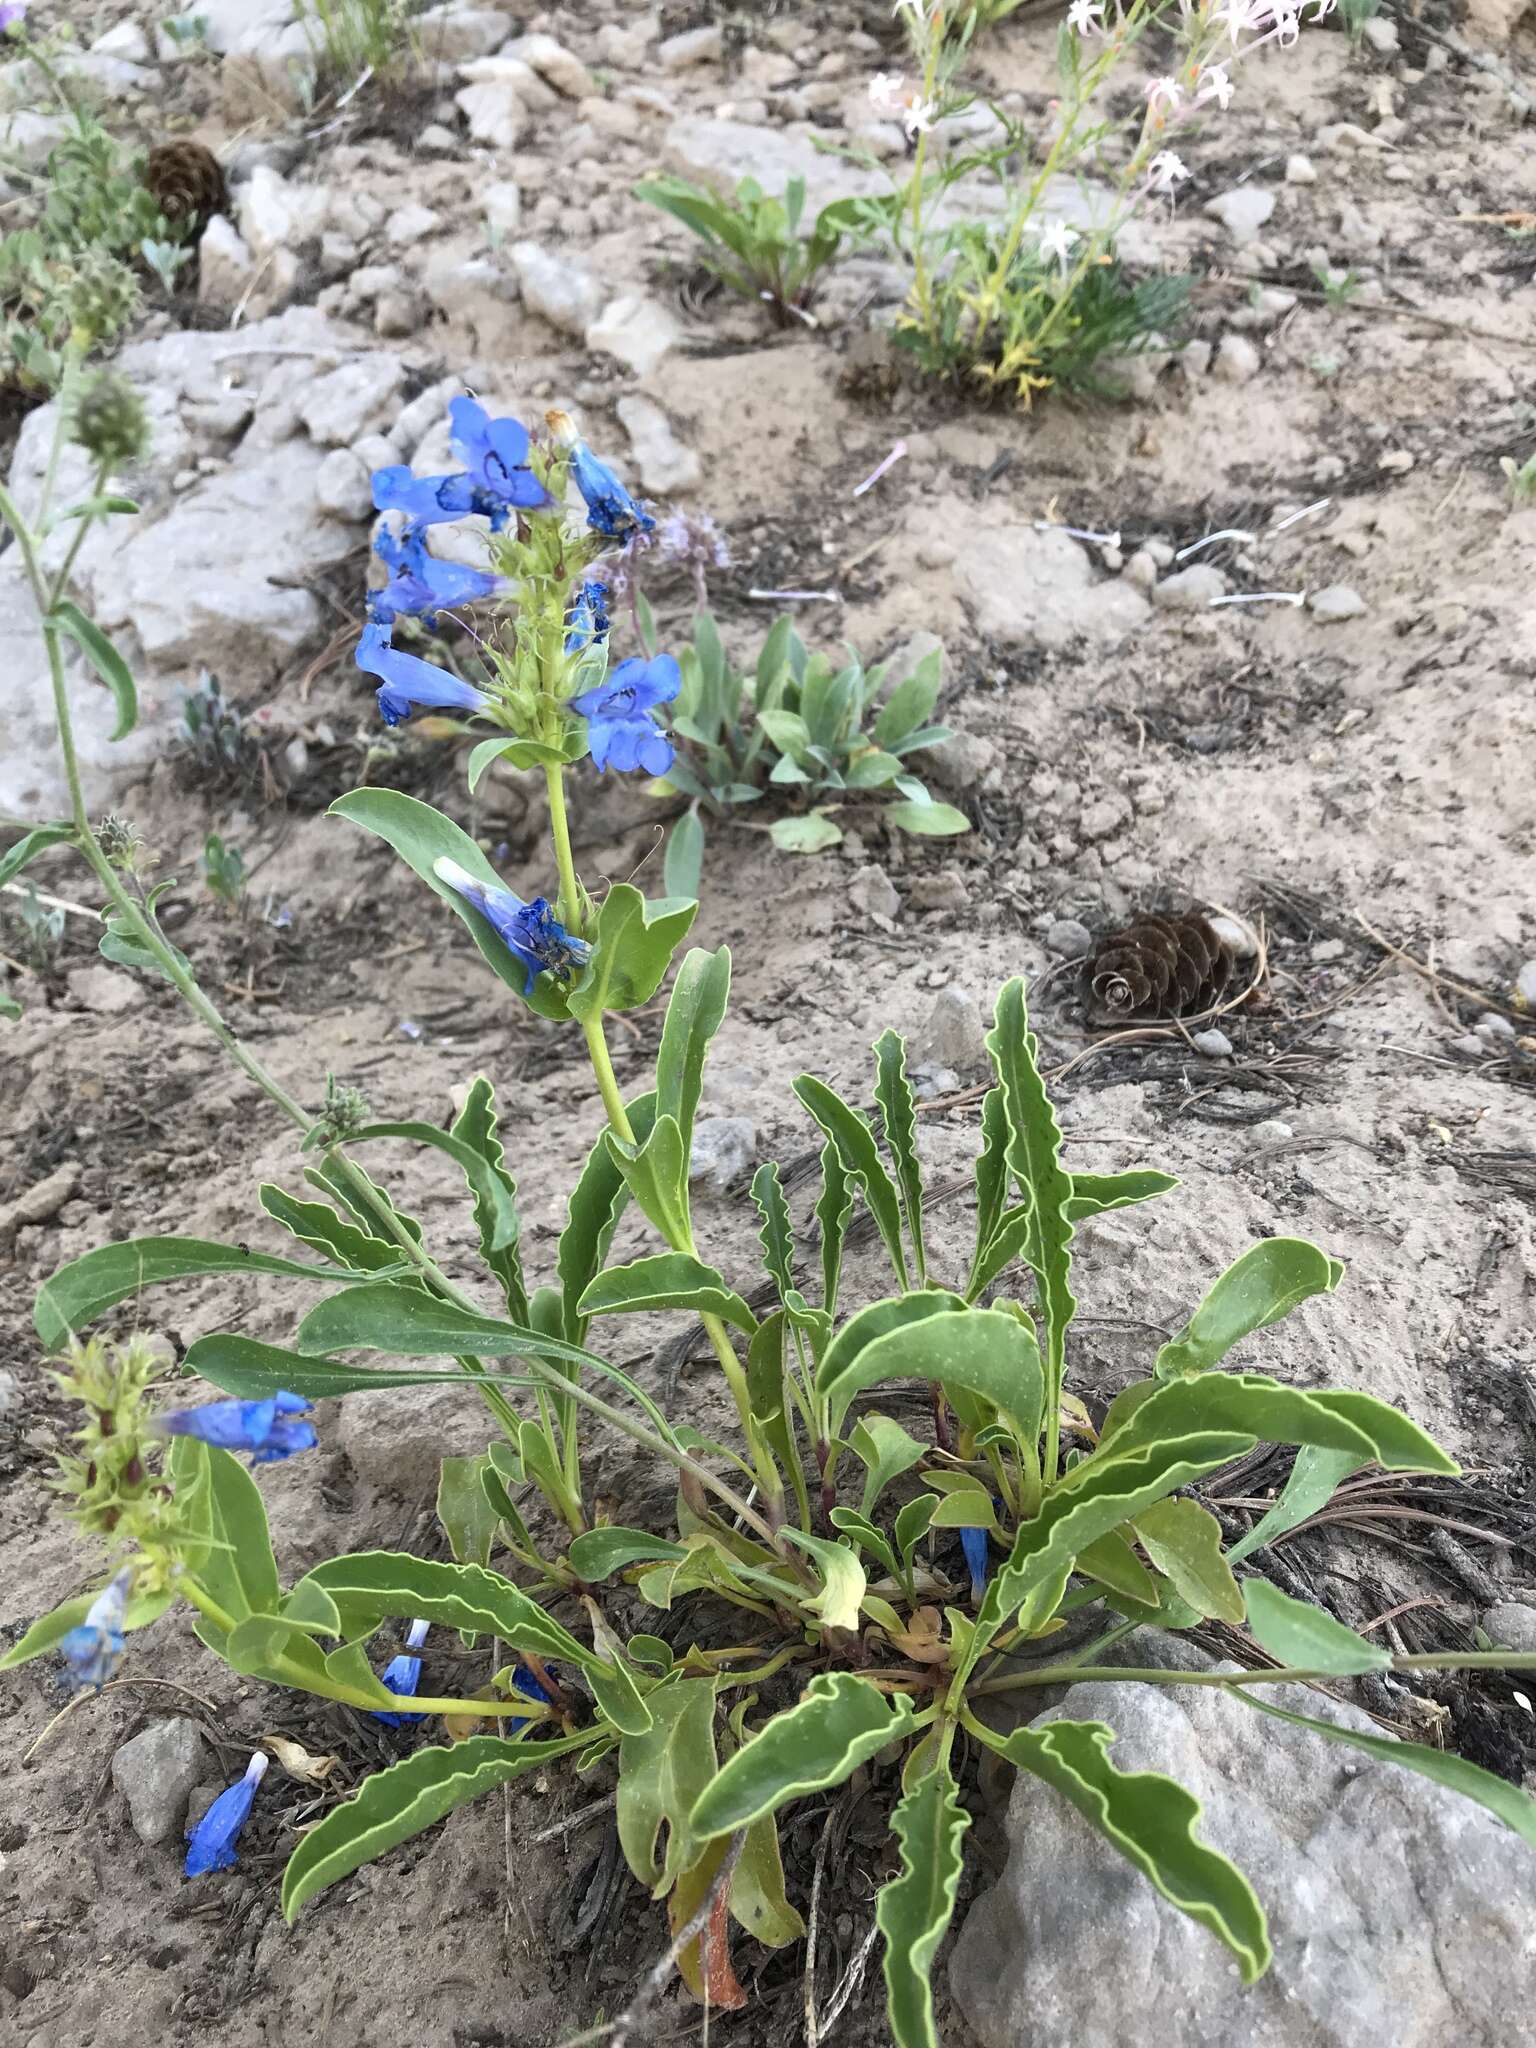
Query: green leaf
750 1160 795 1305
50 599 136 740
566 883 698 1022
282 1733 598 1921
347 1117 519 1255
819 1298 1044 1445
1229 1691 1536 1850
557 1090 658 1344
664 809 705 901
817 1292 965 1422
1242 1579 1389 1674
828 1507 900 1578
850 1412 928 1518
1065 1169 1181 1222
878 1764 971 2048
604 1113 692 1250
691 1674 920 1840
1076 1528 1158 1604
568 1528 687 1579
330 789 568 1019
783 1530 867 1632
51 492 140 524
0 1583 175 1674
1132 1499 1245 1624
448 1079 528 1319
0 823 75 891
734 1812 806 1946
884 800 969 836
978 1717 1271 1984
986 979 1076 1401
617 1676 720 1896
757 707 812 760
179 1440 282 1622
873 651 942 749
794 1073 910 1290
1156 1239 1345 1379
768 813 843 854
297 1281 568 1363
1225 1446 1359 1566
437 1454 500 1570
873 1029 927 1288
579 1252 757 1335
296 1551 595 1670
655 946 730 1156
259 1186 401 1275
845 749 905 789
34 1236 354 1350
816 1138 854 1317
967 1089 1011 1298
0 990 20 1021
183 1332 506 1402
1096 1371 1456 1477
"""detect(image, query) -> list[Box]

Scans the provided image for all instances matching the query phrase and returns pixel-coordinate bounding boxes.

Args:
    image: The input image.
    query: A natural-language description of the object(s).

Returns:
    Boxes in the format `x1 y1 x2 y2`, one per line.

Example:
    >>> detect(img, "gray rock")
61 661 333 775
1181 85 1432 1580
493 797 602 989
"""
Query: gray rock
112 1719 206 1845
953 1647 1536 2048
93 21 154 63
1079 792 1133 841
237 164 328 257
1309 585 1367 623
848 865 902 922
1214 333 1262 383
1452 1034 1489 1059
586 294 681 376
297 357 407 448
914 730 1000 798
1045 918 1092 959
482 179 522 237
909 1062 961 1101
1476 1012 1516 1043
455 76 526 148
0 1368 21 1417
502 31 594 97
659 25 723 69
1514 961 1536 1007
1204 187 1277 245
509 240 603 336
913 986 988 1072
413 5 513 59
616 395 700 494
1124 549 1159 591
1312 938 1346 963
1481 1601 1536 1653
385 202 442 247
1252 1118 1295 1141
1193 1027 1234 1056
1153 564 1226 610
688 1117 757 1194
314 446 373 520
1207 914 1258 959
951 518 1148 650
1286 153 1317 185
195 0 292 56
197 216 254 307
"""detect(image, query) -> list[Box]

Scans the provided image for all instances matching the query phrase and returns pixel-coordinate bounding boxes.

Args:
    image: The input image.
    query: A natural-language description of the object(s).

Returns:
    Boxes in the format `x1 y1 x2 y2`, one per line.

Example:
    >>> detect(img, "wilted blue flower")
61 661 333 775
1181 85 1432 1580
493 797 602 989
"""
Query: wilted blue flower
374 1618 431 1727
433 857 592 996
449 397 552 514
959 1525 990 1601
59 1568 132 1692
160 1390 317 1465
185 1751 268 1878
369 525 502 627
356 621 493 728
507 1662 554 1735
571 653 679 775
564 578 610 653
567 441 654 541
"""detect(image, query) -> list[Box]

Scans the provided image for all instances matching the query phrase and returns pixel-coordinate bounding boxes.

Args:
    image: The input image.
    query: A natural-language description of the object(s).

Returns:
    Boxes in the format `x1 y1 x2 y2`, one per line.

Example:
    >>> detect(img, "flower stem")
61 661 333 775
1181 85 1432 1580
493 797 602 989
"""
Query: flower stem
968 1647 1536 1698
544 758 581 932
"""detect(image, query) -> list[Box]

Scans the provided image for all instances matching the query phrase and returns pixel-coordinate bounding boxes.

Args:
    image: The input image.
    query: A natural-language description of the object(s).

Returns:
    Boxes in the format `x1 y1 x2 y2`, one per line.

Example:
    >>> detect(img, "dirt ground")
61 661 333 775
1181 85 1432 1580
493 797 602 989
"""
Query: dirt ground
3 3 1536 2044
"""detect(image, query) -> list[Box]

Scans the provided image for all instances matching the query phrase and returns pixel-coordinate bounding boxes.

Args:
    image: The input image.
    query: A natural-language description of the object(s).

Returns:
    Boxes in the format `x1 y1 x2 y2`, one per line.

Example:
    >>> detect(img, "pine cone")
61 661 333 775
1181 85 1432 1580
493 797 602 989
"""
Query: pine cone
142 141 227 236
1086 912 1233 1022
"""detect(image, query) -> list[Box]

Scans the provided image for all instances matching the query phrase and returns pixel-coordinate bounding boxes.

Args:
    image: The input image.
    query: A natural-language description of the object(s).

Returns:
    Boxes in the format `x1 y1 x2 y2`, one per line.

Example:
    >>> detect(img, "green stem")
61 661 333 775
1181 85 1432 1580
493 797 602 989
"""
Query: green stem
581 1012 635 1143
970 1648 1536 1698
544 758 581 931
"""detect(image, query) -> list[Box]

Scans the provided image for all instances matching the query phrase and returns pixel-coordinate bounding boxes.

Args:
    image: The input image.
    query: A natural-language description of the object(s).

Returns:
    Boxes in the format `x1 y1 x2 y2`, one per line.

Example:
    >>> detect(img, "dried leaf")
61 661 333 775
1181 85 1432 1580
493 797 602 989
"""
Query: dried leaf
262 1733 338 1784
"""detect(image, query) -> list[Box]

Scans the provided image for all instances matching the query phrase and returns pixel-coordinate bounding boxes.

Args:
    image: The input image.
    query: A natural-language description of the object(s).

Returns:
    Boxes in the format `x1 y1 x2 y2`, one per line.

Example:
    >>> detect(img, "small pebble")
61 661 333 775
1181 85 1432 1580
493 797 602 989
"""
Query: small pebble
1308 585 1367 622
1312 938 1346 963
1477 1012 1515 1043
1214 334 1261 384
1252 1119 1295 1142
1192 1028 1234 1057
1046 918 1092 959
1207 914 1258 959
1515 961 1536 1006
1378 449 1415 475
1451 1035 1487 1059
1285 153 1317 185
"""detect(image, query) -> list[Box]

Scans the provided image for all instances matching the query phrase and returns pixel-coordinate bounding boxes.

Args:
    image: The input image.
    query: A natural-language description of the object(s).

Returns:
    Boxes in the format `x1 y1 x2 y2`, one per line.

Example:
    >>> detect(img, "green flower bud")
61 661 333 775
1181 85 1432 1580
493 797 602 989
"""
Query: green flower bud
73 371 150 468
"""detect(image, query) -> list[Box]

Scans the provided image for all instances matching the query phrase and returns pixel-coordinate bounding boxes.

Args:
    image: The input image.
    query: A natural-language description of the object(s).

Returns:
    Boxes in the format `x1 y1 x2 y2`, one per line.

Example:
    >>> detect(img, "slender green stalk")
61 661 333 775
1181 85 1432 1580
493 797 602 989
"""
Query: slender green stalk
544 759 581 931
970 1647 1536 1698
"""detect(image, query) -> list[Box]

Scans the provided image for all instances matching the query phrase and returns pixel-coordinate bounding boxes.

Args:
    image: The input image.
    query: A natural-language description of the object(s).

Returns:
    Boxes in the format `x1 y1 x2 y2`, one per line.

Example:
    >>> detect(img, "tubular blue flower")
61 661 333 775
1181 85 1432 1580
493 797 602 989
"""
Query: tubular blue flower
356 620 493 728
59 1568 133 1692
369 525 502 626
564 577 610 653
371 463 488 528
374 1618 432 1727
507 1662 554 1736
185 1752 268 1878
571 653 679 775
959 1525 991 1601
448 397 552 513
433 857 592 996
160 1390 317 1465
567 441 655 540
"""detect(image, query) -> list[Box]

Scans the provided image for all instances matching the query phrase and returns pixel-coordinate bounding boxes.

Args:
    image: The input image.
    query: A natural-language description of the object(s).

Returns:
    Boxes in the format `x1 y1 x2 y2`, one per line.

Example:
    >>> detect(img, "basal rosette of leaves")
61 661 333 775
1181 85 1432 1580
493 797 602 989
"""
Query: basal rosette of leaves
6 371 1536 2048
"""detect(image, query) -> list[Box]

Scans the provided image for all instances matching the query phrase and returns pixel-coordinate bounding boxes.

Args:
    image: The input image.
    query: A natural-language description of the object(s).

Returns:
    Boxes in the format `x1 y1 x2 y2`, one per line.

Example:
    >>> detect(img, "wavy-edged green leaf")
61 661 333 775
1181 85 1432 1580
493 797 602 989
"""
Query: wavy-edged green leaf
0 1583 175 1673
578 1252 757 1336
879 1764 971 2048
986 978 1075 1398
691 1674 919 1840
346 1119 519 1255
750 1160 795 1304
50 599 136 740
849 1412 927 1518
183 1332 512 1402
1232 1691 1536 1848
977 1716 1271 1984
438 1454 499 1570
0 823 75 891
794 1073 909 1289
816 1137 854 1316
768 812 844 854
604 1112 692 1250
819 1297 1043 1444
874 1028 927 1287
1065 1169 1180 1222
448 1078 527 1319
655 945 730 1155
783 1530 866 1633
566 882 697 1022
1242 1579 1389 1674
618 1676 719 1896
1156 1238 1345 1379
34 1236 354 1350
305 1153 424 1245
259 1186 401 1274
829 1507 900 1578
296 1551 594 1670
1096 1371 1455 1477
1076 1528 1158 1605
1132 1499 1244 1624
557 1090 657 1344
282 1732 598 1920
568 1527 687 1579
0 990 20 1021
895 1493 938 1573
967 1088 1011 1298
297 1281 580 1365
1225 1445 1359 1567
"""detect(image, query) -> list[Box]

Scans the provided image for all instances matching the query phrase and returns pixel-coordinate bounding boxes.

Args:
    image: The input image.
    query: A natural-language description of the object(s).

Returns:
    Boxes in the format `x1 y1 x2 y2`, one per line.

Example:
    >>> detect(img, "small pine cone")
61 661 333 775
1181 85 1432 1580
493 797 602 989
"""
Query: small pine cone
1086 912 1234 1022
142 141 228 236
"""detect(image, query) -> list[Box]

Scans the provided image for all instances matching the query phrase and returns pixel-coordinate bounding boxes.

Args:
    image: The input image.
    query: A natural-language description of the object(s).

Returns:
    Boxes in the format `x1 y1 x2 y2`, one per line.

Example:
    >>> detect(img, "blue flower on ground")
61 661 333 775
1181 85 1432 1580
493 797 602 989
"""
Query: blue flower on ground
59 1568 133 1692
356 621 493 728
568 440 655 540
433 857 592 996
448 397 552 514
160 1391 317 1465
185 1752 268 1878
508 1662 555 1736
571 653 679 775
374 1618 432 1727
959 1525 990 1601
369 525 502 627
564 577 610 653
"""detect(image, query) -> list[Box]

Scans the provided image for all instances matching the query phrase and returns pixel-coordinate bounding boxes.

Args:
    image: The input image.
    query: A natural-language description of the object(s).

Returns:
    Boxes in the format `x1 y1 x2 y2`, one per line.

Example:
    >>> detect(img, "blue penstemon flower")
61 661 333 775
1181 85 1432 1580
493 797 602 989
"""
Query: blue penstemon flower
373 1617 431 1727
371 398 550 534
546 408 653 540
960 1524 991 1602
185 1751 268 1878
433 858 592 995
507 1662 555 1734
356 621 493 728
564 577 610 653
369 524 502 627
159 1390 317 1465
571 653 680 775
59 1567 133 1692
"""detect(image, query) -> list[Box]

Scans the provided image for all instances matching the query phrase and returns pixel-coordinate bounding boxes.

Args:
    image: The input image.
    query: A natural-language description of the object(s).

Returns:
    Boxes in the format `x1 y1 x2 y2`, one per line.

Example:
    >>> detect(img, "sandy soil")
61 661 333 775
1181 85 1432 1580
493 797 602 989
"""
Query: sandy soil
3 3 1535 2043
